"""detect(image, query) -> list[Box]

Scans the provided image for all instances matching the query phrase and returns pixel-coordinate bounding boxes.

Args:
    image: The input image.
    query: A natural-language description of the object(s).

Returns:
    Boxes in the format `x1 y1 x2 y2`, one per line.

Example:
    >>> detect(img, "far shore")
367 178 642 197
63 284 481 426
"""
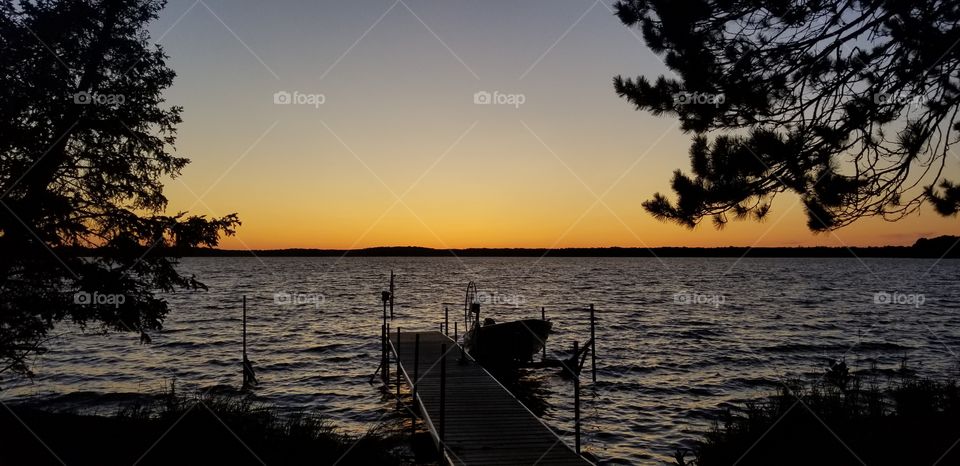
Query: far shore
59 235 960 258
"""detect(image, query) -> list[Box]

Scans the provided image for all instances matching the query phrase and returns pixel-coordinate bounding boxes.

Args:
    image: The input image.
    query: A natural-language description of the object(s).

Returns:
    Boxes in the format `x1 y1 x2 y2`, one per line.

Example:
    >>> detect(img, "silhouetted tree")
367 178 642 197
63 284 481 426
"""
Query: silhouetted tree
614 0 960 230
0 0 239 377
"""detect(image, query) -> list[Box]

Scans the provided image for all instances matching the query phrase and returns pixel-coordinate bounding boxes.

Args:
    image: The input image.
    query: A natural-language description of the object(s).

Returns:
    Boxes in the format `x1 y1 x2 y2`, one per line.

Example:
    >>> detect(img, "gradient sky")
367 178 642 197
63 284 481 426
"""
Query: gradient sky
151 0 960 249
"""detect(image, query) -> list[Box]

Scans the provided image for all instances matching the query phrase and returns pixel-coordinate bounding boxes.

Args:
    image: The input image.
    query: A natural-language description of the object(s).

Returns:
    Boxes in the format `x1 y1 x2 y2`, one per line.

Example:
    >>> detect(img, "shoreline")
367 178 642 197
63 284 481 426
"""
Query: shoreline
6 371 958 466
0 391 405 465
55 234 960 258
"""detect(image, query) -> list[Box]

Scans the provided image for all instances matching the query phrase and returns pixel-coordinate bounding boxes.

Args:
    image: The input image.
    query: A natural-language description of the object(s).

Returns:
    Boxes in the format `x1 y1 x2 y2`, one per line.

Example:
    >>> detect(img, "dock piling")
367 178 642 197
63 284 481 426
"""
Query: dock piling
379 325 384 383
444 305 449 335
439 343 447 448
241 295 256 389
412 333 420 435
574 340 581 455
242 295 246 359
380 290 391 385
590 304 597 383
541 306 547 360
383 324 390 390
396 328 401 401
381 291 389 323
412 334 420 402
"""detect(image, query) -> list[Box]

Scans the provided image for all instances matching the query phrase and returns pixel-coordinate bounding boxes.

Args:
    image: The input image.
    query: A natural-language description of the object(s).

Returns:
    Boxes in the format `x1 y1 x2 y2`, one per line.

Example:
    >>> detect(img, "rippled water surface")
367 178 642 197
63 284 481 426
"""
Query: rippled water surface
4 257 960 464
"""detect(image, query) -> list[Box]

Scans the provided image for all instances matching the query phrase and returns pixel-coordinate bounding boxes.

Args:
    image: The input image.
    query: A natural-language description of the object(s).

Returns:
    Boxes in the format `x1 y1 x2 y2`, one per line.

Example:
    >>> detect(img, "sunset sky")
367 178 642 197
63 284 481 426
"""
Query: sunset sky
153 0 960 249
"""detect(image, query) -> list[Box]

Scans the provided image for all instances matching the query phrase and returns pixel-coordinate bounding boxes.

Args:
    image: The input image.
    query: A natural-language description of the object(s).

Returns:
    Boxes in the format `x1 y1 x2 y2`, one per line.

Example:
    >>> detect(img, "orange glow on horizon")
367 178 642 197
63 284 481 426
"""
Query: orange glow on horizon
149 1 960 251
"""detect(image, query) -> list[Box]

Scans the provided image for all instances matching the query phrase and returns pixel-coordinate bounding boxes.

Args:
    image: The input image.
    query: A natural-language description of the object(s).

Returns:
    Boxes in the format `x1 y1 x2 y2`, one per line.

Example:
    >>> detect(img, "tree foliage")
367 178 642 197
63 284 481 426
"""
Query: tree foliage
0 0 239 377
614 0 960 230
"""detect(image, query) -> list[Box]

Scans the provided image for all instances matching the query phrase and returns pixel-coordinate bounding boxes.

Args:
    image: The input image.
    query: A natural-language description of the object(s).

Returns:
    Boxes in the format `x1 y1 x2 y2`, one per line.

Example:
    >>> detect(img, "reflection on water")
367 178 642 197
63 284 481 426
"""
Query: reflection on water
489 368 554 418
2 257 959 464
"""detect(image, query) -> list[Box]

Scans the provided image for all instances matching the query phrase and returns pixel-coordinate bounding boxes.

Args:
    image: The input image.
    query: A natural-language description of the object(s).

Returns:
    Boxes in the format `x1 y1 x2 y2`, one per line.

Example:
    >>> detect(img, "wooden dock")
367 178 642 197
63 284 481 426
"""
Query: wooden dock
388 330 592 466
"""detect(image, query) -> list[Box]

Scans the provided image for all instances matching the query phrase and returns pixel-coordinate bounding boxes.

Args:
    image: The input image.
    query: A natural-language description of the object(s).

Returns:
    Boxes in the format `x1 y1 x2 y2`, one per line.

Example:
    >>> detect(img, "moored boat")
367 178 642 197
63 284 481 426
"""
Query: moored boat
463 317 552 364
460 281 552 365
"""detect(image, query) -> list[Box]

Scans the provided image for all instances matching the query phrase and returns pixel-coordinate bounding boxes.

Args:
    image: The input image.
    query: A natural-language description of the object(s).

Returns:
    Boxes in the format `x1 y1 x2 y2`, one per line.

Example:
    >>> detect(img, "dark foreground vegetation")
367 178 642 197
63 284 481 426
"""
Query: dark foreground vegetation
680 367 960 466
1 392 401 465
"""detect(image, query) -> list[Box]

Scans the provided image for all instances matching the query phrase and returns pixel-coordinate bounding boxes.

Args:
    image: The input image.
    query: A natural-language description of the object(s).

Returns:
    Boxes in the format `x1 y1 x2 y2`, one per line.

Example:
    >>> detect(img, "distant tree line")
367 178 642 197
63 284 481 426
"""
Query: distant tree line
66 235 960 258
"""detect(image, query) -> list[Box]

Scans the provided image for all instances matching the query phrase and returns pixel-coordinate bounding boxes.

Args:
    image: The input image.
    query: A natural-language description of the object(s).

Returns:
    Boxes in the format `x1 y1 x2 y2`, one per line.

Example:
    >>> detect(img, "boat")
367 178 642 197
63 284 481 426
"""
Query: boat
464 318 552 364
461 282 552 365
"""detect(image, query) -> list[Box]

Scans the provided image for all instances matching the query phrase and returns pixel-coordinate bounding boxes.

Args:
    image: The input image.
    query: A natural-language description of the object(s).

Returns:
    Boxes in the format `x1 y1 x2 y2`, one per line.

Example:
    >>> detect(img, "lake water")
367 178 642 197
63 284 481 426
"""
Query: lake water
4 257 960 464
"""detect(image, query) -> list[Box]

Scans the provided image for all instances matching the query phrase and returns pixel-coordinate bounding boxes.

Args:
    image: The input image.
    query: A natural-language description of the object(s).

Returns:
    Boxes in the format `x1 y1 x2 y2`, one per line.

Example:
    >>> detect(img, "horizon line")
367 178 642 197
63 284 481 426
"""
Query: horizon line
157 236 960 258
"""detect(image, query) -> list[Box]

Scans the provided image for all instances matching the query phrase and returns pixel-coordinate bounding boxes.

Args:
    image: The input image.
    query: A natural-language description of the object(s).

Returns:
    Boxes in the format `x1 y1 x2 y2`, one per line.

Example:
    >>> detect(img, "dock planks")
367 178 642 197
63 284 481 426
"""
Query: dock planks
389 331 591 466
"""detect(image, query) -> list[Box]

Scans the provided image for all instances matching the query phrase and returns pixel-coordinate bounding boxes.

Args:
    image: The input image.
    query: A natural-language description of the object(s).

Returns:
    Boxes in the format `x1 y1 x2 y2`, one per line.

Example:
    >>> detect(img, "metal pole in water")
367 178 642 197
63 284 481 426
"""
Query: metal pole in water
454 322 458 342
541 306 546 360
574 340 581 455
242 295 247 387
382 293 388 326
381 324 387 384
444 306 449 335
440 343 447 447
242 296 247 359
412 334 420 435
413 334 420 402
381 291 389 384
590 304 597 384
396 327 401 401
385 323 390 384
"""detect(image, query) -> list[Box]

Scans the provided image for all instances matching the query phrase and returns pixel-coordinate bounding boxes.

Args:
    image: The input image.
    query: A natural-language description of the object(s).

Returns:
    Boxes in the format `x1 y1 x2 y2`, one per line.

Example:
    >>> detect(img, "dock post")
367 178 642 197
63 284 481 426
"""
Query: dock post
381 291 390 385
241 295 251 389
412 333 420 435
541 306 547 360
379 324 384 384
440 343 447 448
383 324 390 386
444 306 449 335
396 328 401 402
242 296 246 359
382 292 388 324
590 304 597 383
574 340 581 455
413 334 420 401
454 322 458 342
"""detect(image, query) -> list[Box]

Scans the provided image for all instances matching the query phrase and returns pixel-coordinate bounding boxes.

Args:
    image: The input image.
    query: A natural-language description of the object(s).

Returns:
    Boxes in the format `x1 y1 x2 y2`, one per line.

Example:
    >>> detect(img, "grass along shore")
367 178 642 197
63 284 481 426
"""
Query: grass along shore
1 389 403 465
678 363 960 466
5 362 960 465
